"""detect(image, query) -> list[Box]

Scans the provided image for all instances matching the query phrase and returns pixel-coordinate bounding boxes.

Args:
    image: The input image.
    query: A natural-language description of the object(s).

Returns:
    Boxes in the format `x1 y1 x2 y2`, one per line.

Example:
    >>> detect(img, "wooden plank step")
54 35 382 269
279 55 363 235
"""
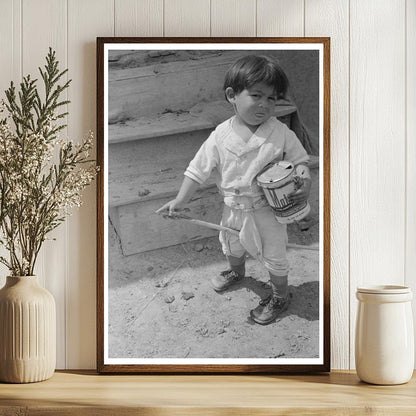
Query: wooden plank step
109 166 216 208
109 100 298 145
110 158 319 256
108 51 242 83
109 111 213 145
108 52 243 122
109 154 319 208
112 186 223 256
108 146 319 209
108 128 212 207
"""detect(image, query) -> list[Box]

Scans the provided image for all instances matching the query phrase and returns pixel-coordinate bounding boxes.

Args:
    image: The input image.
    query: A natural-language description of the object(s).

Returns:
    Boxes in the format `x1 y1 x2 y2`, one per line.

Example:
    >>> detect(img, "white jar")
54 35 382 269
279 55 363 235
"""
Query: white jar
355 285 414 385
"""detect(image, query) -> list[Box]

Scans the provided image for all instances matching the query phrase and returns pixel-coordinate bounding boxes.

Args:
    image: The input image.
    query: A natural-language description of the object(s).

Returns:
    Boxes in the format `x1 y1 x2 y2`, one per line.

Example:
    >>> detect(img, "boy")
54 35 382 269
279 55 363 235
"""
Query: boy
157 55 311 325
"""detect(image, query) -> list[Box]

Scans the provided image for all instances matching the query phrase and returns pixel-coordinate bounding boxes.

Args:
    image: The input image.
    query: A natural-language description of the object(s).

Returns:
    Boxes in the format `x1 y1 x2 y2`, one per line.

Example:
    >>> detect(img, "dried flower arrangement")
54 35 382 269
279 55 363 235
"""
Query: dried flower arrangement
0 48 97 276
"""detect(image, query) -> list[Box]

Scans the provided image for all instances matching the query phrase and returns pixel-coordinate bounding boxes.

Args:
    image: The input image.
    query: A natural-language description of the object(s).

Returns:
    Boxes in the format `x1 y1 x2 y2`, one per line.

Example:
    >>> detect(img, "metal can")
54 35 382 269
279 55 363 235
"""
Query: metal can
256 161 311 224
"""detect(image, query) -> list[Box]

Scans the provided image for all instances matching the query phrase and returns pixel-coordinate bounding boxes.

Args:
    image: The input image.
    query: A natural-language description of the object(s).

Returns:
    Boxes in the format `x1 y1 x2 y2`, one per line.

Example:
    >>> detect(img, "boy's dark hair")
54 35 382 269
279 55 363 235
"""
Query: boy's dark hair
223 55 289 100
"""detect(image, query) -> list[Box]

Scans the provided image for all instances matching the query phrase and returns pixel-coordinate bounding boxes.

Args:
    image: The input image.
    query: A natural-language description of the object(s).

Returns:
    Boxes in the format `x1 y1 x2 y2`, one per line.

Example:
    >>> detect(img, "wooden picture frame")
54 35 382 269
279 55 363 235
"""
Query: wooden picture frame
97 37 330 373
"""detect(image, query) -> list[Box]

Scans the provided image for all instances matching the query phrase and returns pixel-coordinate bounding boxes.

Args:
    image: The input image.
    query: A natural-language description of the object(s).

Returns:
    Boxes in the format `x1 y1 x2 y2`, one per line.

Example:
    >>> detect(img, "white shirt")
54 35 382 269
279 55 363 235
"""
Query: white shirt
185 116 309 199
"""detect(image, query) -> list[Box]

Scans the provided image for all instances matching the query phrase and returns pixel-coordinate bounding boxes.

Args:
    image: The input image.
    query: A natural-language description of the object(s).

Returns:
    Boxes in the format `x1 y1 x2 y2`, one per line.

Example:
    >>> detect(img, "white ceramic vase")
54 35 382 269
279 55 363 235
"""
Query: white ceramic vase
0 276 56 383
355 285 414 385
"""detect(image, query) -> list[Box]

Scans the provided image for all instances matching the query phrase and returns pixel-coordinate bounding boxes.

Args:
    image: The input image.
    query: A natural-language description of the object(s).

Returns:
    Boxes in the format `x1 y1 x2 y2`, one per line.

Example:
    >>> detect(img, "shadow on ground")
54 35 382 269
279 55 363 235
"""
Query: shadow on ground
225 278 319 322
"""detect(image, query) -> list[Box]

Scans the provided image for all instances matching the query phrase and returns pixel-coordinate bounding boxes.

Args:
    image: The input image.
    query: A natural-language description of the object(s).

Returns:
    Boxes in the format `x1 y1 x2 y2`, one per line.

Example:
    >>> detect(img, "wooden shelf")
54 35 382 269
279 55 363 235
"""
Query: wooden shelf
1 371 415 415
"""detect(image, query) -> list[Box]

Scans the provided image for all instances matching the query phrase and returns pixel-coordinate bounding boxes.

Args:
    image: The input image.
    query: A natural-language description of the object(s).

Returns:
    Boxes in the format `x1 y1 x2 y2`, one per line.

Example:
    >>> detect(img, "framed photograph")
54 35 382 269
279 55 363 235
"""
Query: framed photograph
97 37 330 373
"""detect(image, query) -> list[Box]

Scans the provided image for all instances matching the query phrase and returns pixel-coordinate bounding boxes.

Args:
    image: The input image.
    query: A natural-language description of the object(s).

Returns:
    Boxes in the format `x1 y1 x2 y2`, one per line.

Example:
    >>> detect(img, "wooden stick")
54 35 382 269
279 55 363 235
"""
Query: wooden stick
164 212 240 236
184 217 240 236
166 213 319 251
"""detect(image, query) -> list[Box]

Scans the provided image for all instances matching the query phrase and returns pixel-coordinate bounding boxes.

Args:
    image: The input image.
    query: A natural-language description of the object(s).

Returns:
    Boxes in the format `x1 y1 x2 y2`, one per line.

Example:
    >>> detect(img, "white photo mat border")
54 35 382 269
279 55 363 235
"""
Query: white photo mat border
102 42 325 366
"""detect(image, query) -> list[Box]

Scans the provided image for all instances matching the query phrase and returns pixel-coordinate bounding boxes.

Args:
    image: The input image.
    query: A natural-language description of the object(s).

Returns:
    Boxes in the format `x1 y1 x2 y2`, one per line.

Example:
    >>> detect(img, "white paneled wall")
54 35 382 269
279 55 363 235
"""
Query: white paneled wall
305 0 350 370
407 0 416 347
66 0 114 370
349 0 407 368
0 0 414 370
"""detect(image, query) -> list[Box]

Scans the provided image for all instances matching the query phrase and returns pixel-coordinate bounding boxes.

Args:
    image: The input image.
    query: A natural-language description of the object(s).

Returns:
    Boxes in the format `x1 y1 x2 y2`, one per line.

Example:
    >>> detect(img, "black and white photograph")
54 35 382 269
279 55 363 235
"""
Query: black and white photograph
97 38 330 373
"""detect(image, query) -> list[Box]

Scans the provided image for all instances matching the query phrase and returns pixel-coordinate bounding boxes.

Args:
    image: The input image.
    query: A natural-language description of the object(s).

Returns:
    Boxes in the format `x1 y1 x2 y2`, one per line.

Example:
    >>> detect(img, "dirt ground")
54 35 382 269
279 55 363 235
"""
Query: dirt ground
108 235 319 360
108 170 320 360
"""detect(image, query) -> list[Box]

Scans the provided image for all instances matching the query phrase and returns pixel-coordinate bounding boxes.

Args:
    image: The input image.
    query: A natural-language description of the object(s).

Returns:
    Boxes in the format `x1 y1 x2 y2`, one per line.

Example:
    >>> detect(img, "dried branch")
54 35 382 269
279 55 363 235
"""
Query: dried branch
0 48 97 276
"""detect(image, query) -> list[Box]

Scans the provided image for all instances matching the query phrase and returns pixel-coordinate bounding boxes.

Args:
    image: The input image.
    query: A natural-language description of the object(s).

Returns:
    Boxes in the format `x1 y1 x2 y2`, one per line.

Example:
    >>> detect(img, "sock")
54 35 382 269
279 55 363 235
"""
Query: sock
227 255 246 277
269 273 288 298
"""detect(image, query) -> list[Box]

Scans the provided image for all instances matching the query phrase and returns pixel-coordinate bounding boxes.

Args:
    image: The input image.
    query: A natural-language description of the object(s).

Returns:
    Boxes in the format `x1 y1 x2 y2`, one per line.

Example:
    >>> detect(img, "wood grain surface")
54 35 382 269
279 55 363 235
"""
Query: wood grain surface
165 0 211 37
115 0 163 37
0 371 415 415
211 0 256 37
305 0 350 371
67 0 114 370
349 0 406 369
406 0 416 367
257 0 304 37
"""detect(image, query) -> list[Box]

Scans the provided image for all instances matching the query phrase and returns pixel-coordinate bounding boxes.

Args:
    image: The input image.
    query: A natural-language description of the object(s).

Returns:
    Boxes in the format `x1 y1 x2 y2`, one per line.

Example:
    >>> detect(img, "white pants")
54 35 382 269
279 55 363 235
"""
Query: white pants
219 197 289 277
